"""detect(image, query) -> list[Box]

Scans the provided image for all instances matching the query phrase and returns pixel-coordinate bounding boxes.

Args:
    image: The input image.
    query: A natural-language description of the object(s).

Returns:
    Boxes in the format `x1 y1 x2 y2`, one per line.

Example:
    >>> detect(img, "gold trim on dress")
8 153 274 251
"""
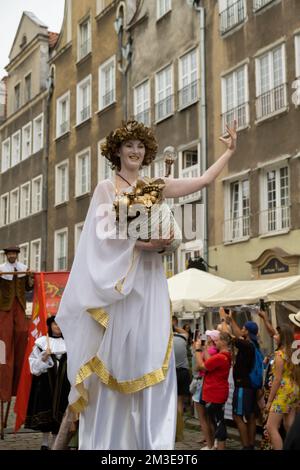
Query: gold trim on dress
87 307 109 329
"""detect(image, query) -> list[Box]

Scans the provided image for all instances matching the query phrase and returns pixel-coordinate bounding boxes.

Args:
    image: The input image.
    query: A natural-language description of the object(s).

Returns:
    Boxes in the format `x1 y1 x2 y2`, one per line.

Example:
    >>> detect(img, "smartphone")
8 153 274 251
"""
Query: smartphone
259 299 266 311
224 308 230 315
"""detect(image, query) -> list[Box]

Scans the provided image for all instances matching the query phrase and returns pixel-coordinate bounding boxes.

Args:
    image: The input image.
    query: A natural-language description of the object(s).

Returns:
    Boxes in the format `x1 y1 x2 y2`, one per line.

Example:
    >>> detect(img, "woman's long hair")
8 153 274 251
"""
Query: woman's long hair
277 324 300 386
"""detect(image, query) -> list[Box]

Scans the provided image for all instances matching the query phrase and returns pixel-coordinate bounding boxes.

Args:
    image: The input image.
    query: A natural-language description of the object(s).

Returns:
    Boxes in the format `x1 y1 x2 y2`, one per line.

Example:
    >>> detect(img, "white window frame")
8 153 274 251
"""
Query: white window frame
55 159 69 205
98 140 114 182
98 56 116 111
76 75 92 125
20 182 31 219
24 72 32 102
22 122 32 160
14 81 21 111
78 17 92 61
162 252 174 278
259 163 290 236
11 130 21 167
74 222 84 251
19 242 29 267
54 228 68 271
219 0 247 35
224 177 250 243
56 91 70 138
178 48 199 110
0 192 9 226
255 43 287 121
10 187 19 223
253 0 279 12
155 64 174 122
221 63 249 132
32 175 43 214
157 0 172 20
178 240 203 272
33 113 44 153
178 143 201 204
0 250 6 264
75 147 91 197
30 238 41 271
134 79 151 125
1 138 11 173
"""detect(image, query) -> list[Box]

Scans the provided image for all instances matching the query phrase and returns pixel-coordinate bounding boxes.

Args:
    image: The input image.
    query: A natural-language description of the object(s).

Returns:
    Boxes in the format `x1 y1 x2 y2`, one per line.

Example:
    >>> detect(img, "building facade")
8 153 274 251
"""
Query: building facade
0 12 58 271
204 0 300 282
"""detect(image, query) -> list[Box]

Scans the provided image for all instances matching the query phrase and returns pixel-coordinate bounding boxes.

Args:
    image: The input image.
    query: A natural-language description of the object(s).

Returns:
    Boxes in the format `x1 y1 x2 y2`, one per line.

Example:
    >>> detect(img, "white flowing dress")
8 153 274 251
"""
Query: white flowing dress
56 179 177 450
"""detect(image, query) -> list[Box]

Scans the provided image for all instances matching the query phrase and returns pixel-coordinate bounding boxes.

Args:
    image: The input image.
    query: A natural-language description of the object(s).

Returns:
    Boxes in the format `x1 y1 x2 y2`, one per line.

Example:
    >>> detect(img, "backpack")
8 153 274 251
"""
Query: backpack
249 342 264 389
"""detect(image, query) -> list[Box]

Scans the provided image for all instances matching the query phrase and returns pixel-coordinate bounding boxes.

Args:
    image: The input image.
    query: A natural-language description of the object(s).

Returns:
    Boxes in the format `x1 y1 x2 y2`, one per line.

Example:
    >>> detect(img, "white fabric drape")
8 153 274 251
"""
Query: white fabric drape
56 179 176 450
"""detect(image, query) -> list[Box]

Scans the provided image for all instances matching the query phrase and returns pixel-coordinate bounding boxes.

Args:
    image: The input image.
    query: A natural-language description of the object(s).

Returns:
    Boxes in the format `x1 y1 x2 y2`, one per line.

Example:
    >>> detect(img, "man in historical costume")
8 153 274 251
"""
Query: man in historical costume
0 246 33 402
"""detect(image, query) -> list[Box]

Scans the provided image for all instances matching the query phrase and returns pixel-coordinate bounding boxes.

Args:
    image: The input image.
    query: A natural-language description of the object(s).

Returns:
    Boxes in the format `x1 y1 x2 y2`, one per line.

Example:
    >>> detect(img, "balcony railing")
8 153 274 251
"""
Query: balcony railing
259 205 290 235
102 90 115 108
57 256 67 271
222 103 248 133
224 214 250 243
178 80 198 109
60 121 69 135
253 0 275 11
78 38 91 60
135 109 150 126
80 106 91 122
256 84 287 120
220 0 246 35
155 95 174 121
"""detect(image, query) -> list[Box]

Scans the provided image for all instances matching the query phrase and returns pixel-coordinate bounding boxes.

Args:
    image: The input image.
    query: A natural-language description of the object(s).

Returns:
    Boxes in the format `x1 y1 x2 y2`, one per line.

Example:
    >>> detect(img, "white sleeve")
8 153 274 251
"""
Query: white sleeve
29 346 54 376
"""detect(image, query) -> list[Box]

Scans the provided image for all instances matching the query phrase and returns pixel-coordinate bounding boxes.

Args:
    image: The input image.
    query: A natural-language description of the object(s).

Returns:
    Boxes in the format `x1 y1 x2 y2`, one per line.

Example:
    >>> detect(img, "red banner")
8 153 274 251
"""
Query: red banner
14 272 69 432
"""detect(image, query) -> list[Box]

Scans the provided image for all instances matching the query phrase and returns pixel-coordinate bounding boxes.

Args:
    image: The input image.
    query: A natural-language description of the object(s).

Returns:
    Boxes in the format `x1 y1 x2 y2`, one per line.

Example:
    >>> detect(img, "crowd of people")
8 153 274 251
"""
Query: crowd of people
173 307 300 450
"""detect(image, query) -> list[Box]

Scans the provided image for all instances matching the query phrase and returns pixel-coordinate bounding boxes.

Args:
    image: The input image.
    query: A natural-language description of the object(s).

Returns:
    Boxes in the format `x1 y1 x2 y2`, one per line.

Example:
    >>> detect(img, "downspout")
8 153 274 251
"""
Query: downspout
194 3 208 265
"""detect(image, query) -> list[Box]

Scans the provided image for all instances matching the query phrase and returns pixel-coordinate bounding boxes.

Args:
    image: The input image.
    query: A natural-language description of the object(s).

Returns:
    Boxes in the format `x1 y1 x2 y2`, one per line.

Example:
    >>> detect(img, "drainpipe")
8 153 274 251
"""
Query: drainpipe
193 2 208 264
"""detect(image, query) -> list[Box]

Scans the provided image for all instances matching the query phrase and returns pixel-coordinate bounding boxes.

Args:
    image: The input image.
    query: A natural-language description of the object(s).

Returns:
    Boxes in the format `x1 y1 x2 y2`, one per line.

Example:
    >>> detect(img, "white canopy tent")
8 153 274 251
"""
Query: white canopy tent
201 274 300 307
167 268 232 313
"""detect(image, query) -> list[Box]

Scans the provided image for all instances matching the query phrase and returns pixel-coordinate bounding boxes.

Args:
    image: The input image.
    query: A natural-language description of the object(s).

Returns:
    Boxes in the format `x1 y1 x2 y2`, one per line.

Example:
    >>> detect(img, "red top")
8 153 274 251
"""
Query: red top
202 351 232 404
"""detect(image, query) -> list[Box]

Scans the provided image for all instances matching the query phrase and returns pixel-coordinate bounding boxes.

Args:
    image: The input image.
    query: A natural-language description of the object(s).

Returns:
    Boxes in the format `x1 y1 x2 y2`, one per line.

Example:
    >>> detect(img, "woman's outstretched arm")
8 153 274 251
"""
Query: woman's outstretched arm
163 121 237 199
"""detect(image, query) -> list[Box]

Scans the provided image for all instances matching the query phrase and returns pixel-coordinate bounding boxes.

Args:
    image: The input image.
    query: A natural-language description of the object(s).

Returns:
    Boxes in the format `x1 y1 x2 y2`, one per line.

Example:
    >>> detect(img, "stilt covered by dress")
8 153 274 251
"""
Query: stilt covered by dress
55 179 176 450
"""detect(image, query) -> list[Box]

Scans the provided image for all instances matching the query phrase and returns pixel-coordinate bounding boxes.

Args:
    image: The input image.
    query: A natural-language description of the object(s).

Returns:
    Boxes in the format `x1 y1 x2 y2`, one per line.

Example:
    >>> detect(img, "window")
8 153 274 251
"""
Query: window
30 239 41 271
295 35 300 79
0 251 5 264
54 229 68 271
180 241 202 271
99 57 115 110
14 83 21 110
179 146 201 203
260 165 290 235
25 73 31 102
75 222 84 251
78 18 91 61
22 122 32 160
76 75 92 124
157 0 171 19
219 0 246 35
224 179 250 242
155 65 173 121
140 165 151 178
179 49 198 109
76 148 91 196
1 138 10 173
162 253 174 278
56 92 70 137
221 64 249 132
33 114 44 153
19 243 29 266
253 0 277 12
10 188 19 223
255 44 287 120
11 131 21 166
98 141 113 182
55 160 69 205
20 182 31 219
134 80 150 125
32 175 43 213
0 193 9 226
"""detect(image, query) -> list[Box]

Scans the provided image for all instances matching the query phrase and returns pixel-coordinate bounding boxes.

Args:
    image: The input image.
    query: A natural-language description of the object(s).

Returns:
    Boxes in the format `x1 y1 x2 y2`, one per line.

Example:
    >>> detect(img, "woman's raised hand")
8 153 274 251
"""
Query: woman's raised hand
219 120 237 153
